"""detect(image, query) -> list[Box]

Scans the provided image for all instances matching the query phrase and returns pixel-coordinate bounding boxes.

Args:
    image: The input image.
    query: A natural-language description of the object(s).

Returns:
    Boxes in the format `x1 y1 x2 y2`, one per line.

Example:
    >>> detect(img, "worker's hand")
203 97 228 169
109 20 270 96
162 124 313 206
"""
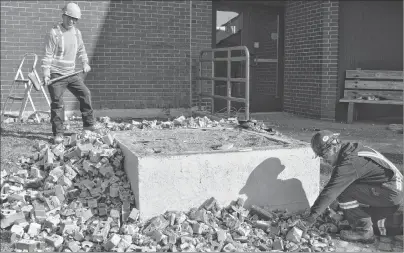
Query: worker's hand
43 76 50 86
300 215 317 231
83 63 91 73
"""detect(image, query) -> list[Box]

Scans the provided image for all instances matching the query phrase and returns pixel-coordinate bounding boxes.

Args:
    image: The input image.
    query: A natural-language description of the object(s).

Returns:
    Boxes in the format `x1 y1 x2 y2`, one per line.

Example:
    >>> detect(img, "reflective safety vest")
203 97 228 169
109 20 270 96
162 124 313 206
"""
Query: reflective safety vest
358 146 403 192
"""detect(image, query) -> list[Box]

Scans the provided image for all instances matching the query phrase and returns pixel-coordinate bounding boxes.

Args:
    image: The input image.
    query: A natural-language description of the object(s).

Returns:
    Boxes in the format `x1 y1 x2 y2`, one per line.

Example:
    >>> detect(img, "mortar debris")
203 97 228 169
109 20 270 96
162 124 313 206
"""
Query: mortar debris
1 116 347 252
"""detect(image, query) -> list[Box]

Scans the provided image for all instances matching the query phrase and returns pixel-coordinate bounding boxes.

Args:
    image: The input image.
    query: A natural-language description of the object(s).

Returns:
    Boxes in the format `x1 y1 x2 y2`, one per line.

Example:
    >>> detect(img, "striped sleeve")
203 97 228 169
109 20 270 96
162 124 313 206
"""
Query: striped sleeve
41 28 57 77
310 162 358 218
76 29 89 65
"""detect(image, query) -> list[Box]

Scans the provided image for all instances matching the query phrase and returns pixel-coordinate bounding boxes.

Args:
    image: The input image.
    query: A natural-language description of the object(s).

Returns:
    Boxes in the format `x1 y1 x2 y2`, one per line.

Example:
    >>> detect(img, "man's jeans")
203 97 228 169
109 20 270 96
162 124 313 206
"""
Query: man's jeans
48 73 94 136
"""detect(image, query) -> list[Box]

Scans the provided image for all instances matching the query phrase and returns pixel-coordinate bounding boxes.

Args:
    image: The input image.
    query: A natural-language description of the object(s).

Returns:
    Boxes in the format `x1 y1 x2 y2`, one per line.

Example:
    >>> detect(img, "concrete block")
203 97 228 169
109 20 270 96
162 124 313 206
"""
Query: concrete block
115 132 320 220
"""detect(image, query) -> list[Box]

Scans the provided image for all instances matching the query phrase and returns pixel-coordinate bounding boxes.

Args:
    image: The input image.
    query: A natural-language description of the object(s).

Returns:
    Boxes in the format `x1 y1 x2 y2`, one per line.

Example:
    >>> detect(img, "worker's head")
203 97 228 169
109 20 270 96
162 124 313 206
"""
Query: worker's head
311 130 342 166
61 2 81 29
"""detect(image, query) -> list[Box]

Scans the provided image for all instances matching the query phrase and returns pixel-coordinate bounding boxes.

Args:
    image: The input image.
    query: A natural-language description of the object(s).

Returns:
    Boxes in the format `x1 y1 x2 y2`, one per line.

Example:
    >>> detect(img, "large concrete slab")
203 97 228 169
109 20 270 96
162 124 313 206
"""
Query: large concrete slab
116 130 320 220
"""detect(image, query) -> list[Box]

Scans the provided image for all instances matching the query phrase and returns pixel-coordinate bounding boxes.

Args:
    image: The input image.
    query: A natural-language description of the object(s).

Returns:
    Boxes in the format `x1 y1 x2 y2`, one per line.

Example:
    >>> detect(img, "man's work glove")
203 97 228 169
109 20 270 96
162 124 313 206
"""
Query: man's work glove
83 63 91 73
43 76 51 86
300 214 317 232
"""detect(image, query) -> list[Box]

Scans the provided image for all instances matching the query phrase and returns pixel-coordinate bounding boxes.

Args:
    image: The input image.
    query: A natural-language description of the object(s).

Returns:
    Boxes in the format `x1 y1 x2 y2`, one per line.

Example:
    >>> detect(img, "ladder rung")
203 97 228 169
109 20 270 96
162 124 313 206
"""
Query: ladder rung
14 79 30 83
2 113 19 118
8 96 24 101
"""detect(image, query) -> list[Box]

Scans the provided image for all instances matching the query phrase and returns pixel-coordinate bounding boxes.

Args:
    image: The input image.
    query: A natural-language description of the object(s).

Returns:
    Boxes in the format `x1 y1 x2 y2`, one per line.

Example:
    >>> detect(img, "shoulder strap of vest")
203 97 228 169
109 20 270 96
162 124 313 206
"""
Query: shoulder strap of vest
358 146 403 190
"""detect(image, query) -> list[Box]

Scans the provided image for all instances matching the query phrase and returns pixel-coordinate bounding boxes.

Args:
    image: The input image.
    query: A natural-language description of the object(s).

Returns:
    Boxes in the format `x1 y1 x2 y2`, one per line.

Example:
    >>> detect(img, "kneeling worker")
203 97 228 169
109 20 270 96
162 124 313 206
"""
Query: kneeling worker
302 130 403 242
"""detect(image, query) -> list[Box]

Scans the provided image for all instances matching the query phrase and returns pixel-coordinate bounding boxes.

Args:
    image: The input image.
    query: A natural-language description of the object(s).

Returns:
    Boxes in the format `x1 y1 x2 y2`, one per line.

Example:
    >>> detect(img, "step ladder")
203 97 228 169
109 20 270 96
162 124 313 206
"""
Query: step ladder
1 53 51 124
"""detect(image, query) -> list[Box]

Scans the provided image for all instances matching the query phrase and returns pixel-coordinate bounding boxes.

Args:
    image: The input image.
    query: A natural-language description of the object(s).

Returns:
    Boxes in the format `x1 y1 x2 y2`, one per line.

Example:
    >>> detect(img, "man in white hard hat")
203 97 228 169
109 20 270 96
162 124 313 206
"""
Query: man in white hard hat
42 2 100 144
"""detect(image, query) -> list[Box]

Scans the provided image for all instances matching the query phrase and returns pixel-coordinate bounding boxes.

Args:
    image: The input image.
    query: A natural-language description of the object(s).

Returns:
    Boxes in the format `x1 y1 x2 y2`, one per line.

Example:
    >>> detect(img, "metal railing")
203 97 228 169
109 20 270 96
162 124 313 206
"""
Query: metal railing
197 46 250 120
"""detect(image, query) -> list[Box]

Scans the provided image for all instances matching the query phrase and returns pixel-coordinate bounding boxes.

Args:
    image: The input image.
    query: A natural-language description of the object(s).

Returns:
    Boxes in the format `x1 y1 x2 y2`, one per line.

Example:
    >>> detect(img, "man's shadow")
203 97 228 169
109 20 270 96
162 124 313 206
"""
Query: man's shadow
239 157 310 212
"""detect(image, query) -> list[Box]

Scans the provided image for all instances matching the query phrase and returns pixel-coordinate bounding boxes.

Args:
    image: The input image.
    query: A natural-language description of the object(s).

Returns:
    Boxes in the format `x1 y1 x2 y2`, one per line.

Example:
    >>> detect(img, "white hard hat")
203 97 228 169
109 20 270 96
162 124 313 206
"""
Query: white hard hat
62 2 82 19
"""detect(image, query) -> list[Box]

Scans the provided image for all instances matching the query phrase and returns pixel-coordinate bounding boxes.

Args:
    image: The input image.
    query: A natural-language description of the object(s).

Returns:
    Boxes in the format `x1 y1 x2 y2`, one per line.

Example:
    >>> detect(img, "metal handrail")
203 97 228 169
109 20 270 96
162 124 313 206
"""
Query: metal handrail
197 46 250 120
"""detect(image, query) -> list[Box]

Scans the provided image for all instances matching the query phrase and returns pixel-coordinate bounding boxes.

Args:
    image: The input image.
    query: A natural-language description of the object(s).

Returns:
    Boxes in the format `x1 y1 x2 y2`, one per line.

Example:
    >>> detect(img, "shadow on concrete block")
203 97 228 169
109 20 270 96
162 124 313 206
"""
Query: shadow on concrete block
239 157 310 211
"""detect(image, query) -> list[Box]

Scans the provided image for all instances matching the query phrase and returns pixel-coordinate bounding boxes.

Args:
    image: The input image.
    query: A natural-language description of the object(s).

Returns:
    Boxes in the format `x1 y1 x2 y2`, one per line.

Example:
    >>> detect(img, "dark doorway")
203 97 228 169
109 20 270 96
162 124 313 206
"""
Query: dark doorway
212 1 285 113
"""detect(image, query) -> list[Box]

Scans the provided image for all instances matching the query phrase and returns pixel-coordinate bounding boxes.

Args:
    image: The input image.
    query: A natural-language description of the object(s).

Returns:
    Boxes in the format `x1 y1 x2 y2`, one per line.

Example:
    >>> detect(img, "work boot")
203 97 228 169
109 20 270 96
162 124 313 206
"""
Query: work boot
340 228 375 243
83 122 103 132
53 134 64 144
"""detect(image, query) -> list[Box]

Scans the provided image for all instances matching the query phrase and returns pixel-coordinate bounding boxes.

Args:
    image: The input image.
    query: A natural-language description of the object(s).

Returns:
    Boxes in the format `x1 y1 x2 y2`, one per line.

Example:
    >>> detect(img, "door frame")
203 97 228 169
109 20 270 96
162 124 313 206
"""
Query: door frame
212 1 285 112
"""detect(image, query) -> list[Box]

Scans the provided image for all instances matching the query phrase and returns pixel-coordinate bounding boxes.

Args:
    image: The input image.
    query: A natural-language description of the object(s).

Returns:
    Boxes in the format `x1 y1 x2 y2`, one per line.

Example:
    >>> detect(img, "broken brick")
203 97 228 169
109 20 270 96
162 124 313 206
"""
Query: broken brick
117 234 132 250
121 201 130 222
45 234 64 248
10 224 25 238
87 198 98 208
15 239 41 251
128 207 140 222
223 243 237 252
92 221 111 242
250 205 277 220
45 196 61 210
98 203 107 216
217 229 227 242
52 143 64 157
0 211 26 229
254 220 271 231
102 133 115 146
68 241 81 252
76 142 93 157
286 226 303 244
74 230 85 242
27 222 41 237
104 233 121 250
272 238 284 251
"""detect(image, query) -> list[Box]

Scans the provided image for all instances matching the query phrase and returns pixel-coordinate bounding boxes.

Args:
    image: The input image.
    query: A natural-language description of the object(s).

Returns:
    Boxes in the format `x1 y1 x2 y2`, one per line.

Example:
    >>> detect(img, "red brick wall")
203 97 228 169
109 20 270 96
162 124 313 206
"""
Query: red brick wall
283 0 339 120
1 0 212 113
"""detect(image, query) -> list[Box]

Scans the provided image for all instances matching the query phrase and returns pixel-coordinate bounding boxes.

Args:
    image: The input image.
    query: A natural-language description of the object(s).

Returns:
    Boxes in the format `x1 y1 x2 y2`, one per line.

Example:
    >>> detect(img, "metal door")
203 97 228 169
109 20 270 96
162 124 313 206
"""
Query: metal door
247 6 283 112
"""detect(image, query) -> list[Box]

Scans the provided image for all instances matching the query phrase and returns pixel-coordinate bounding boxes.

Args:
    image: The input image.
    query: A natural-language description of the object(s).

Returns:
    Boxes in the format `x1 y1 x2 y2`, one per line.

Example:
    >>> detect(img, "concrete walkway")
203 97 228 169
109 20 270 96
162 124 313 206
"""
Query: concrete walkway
249 112 403 167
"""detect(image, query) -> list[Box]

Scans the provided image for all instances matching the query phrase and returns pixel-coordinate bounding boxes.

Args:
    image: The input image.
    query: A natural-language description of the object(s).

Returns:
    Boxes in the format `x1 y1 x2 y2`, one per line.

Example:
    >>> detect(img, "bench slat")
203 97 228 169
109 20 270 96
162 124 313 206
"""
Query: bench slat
344 90 403 101
345 80 404 90
340 98 403 105
346 70 403 80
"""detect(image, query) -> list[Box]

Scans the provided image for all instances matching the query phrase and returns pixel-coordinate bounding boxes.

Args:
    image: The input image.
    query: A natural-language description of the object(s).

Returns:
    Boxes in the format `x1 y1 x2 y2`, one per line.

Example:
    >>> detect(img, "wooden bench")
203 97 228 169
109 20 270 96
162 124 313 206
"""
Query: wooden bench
340 69 404 123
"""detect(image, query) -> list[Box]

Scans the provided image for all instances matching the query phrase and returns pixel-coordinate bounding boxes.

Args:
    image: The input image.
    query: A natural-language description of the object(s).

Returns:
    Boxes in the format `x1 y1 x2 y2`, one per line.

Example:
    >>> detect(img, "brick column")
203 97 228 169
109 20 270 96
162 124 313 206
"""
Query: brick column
284 0 340 120
320 0 339 120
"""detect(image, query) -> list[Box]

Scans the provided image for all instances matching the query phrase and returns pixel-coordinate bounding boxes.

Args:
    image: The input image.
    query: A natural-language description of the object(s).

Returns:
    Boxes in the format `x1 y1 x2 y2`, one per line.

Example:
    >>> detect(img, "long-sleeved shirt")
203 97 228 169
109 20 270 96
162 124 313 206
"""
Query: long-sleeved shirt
41 23 88 77
309 142 404 219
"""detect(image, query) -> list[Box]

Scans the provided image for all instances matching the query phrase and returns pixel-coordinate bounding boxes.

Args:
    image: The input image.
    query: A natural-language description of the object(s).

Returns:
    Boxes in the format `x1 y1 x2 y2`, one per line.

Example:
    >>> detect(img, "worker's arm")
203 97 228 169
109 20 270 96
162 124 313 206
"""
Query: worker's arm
76 29 89 70
309 160 359 219
41 29 57 79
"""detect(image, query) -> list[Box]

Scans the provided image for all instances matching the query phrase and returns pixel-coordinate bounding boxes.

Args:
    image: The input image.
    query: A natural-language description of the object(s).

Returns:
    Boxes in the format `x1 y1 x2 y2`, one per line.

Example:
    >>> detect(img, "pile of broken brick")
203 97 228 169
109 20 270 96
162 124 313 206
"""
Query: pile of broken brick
0 119 349 252
68 115 275 134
